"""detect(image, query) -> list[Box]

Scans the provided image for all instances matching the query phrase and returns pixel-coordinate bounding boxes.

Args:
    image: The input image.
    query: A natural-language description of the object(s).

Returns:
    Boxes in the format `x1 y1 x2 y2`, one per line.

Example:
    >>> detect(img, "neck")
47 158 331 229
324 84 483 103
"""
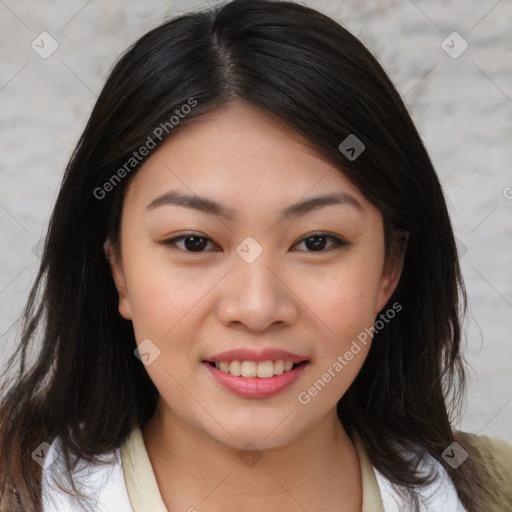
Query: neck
143 404 362 512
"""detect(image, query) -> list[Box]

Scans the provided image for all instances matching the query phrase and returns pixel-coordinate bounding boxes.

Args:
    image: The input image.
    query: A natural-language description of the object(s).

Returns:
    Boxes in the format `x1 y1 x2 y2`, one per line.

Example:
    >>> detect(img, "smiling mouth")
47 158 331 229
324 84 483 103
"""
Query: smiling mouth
204 359 309 379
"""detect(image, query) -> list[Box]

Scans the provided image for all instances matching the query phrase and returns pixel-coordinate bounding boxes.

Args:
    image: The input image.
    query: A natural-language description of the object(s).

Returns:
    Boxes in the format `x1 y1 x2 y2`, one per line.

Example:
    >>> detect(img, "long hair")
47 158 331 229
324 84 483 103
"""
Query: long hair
0 1 504 510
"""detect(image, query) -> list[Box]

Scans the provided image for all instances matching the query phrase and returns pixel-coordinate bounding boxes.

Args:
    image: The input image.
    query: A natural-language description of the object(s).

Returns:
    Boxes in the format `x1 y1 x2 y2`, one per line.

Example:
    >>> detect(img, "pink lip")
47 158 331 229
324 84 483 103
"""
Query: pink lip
204 348 308 364
203 361 309 399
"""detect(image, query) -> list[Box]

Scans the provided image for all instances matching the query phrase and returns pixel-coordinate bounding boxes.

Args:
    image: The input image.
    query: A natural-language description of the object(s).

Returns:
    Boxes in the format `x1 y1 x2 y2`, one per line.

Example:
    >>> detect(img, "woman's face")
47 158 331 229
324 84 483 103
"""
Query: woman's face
107 101 404 449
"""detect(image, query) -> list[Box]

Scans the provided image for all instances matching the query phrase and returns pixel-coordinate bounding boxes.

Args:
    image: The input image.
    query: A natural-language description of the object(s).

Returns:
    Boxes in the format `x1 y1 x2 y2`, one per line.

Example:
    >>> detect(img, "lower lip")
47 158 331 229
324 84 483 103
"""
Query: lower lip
203 361 309 399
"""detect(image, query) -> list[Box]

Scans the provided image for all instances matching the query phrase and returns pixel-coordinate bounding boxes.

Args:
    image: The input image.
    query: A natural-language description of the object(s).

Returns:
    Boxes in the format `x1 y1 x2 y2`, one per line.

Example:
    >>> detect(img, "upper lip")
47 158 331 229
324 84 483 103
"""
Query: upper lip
204 348 309 363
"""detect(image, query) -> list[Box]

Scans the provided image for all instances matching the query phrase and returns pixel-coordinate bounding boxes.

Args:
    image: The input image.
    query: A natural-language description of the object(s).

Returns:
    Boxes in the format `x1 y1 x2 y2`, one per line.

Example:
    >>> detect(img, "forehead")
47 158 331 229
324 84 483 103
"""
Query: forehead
123 101 371 215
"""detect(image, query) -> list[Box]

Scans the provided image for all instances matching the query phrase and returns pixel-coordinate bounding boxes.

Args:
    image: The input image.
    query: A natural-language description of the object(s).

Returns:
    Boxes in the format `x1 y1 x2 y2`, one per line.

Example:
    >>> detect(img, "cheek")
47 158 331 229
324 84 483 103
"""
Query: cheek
121 243 213 345
295 274 377 409
292 256 383 405
124 260 211 395
296 257 383 339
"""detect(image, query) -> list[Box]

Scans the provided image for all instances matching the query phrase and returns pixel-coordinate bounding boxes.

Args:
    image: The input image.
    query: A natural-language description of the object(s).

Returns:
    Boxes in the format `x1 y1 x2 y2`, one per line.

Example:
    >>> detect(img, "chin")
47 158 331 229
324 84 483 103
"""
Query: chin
199 416 303 452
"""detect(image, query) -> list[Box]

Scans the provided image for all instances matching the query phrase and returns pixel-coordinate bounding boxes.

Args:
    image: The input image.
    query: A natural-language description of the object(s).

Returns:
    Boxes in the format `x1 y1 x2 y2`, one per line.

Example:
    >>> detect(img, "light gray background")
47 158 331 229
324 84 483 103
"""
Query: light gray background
1 0 511 442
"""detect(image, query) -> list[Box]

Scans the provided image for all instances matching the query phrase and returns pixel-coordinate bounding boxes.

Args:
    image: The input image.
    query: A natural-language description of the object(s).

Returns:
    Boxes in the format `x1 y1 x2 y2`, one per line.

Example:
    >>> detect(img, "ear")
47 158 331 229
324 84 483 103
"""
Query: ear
104 239 132 320
375 232 409 313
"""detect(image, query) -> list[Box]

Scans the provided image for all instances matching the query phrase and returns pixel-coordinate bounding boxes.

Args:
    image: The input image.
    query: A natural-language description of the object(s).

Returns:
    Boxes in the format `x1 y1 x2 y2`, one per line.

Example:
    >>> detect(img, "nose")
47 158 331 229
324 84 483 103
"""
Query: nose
216 253 299 333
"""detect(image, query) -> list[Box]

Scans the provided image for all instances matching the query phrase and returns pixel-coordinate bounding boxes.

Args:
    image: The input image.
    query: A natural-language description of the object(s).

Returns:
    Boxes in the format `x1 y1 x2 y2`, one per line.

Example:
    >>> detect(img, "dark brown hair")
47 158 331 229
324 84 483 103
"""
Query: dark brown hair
0 1 505 510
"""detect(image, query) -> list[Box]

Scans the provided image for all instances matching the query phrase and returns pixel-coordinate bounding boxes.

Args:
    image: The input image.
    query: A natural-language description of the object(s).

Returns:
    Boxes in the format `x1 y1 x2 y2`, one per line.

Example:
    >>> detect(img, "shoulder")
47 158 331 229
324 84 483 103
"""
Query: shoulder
40 435 134 512
353 431 466 511
373 449 467 512
457 431 512 483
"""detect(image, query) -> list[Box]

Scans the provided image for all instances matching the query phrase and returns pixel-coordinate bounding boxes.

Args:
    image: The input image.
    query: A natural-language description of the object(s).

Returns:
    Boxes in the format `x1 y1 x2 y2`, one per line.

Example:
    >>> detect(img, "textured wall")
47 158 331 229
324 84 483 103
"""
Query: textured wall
1 0 511 443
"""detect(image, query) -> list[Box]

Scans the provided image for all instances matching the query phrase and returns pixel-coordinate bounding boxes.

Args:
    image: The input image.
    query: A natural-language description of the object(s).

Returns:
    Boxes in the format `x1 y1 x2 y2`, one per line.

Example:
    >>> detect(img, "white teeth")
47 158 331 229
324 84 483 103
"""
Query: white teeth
229 360 241 376
240 361 257 378
256 360 274 378
274 360 284 375
212 359 302 378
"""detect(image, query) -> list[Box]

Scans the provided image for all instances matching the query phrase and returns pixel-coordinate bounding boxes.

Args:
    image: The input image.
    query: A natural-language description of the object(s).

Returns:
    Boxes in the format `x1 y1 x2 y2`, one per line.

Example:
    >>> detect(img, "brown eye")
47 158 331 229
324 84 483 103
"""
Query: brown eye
164 234 216 252
293 233 346 252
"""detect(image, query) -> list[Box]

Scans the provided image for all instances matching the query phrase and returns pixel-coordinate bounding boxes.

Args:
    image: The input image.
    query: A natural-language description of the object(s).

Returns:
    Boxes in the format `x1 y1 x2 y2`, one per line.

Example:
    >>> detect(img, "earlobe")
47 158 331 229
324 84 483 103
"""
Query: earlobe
103 239 133 320
375 232 409 313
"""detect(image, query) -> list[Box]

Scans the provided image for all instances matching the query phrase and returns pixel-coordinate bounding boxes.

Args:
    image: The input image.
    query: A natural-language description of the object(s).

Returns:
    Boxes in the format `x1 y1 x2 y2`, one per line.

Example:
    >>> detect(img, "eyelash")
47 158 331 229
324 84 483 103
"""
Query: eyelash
162 232 348 253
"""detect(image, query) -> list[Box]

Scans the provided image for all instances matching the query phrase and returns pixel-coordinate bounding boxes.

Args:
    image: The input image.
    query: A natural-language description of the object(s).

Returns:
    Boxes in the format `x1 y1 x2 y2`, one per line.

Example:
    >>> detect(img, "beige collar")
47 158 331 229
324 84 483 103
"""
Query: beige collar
121 426 385 511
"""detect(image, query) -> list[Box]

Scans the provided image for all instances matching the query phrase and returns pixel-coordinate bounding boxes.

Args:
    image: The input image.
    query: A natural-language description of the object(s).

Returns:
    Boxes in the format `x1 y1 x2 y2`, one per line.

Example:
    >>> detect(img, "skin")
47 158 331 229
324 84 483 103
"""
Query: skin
106 101 406 512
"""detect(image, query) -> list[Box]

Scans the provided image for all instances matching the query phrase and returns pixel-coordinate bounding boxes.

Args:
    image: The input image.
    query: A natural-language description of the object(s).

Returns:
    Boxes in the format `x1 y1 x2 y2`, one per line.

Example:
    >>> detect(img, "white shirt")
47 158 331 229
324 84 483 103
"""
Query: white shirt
41 441 133 512
41 427 466 511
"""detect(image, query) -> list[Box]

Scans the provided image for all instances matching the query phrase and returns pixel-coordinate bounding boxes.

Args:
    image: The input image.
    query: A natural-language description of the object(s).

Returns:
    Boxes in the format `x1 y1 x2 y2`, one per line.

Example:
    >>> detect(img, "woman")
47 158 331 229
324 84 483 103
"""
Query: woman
1 1 511 511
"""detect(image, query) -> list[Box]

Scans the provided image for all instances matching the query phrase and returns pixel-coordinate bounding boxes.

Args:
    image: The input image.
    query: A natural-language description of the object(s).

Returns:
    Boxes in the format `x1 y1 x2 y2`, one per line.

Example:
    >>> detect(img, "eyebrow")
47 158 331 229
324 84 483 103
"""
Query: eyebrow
146 190 365 221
